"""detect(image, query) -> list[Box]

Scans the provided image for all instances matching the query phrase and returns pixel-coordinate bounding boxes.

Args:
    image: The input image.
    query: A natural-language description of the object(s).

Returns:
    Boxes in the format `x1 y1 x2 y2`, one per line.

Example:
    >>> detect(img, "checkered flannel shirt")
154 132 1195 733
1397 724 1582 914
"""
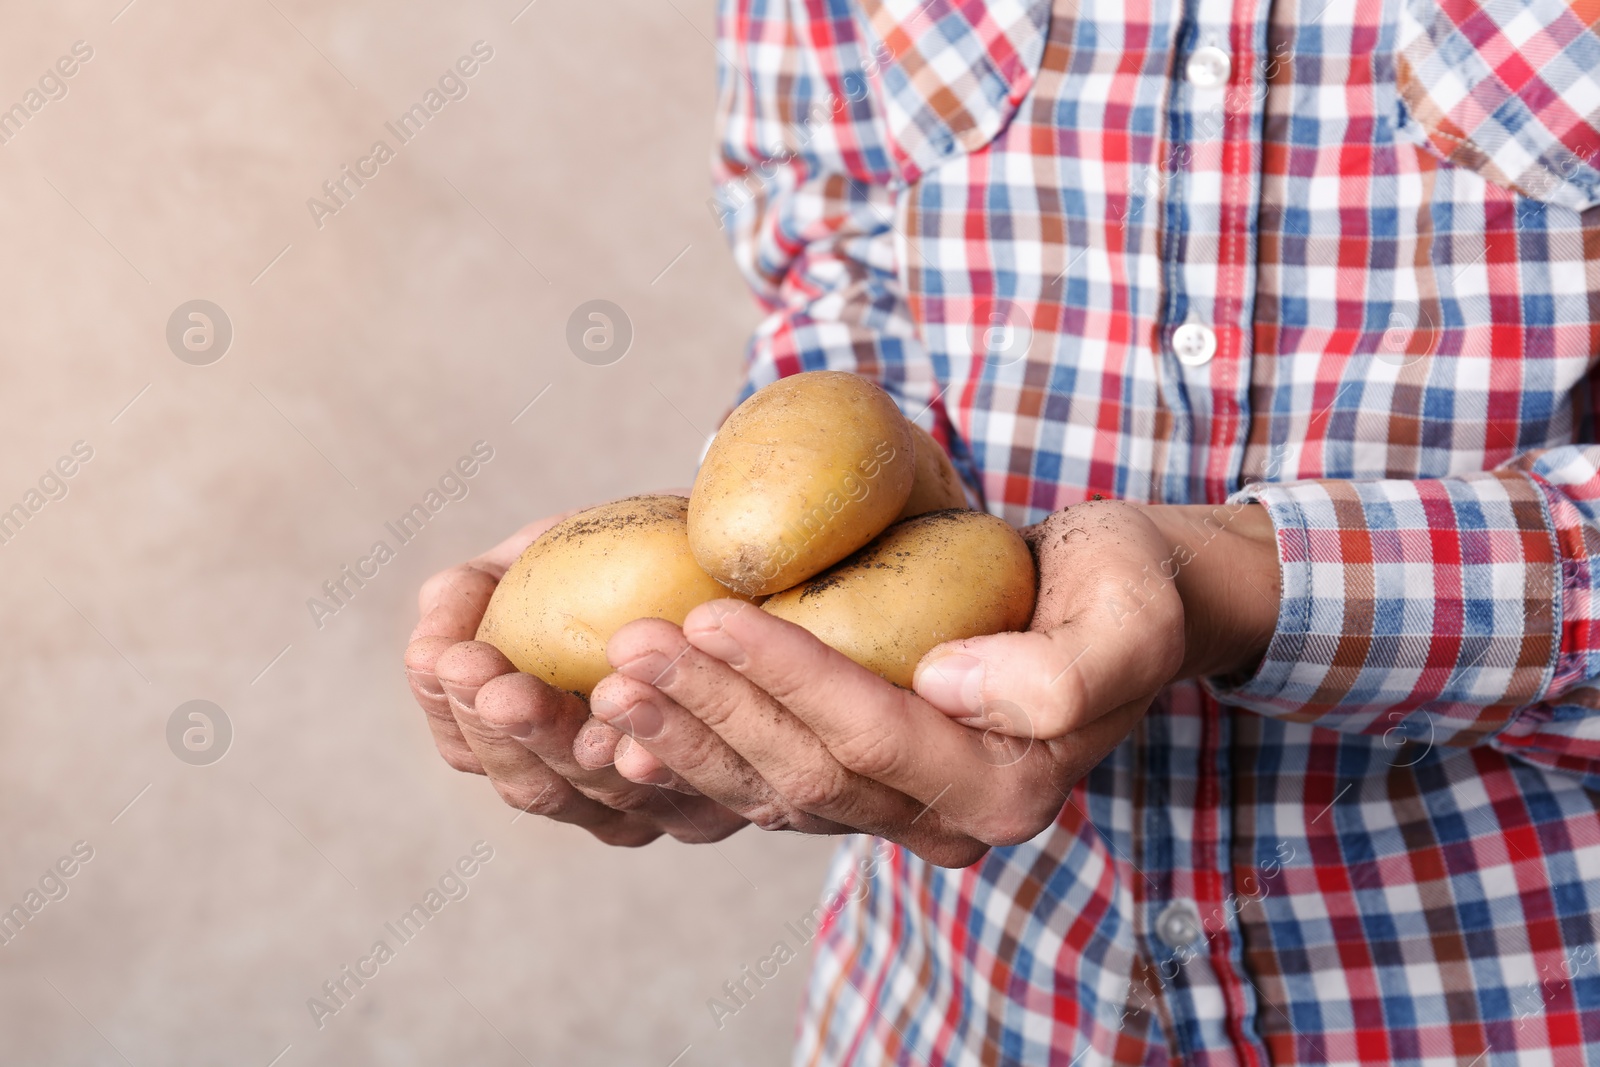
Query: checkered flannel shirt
711 0 1600 1063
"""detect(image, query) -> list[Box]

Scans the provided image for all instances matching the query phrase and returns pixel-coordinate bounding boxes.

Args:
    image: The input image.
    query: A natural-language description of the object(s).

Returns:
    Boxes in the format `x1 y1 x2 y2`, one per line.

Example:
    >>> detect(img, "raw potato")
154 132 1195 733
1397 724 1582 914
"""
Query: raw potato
476 495 748 696
897 423 969 519
762 509 1036 688
689 371 916 596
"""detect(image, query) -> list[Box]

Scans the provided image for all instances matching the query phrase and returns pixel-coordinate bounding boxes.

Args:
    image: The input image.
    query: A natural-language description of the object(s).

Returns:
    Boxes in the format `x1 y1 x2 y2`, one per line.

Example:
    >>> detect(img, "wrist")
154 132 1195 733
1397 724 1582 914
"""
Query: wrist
1139 502 1281 682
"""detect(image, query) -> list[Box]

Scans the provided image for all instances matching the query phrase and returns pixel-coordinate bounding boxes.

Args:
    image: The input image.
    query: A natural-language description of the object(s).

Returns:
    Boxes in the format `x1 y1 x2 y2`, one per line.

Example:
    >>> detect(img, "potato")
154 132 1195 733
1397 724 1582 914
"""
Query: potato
897 423 969 519
762 509 1036 687
476 495 748 696
689 371 916 596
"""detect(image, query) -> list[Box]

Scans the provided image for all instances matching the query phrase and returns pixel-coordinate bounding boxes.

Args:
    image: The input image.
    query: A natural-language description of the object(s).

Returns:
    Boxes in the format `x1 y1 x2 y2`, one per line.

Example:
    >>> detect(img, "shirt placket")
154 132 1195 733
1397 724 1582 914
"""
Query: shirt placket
1156 0 1267 506
1142 0 1269 1060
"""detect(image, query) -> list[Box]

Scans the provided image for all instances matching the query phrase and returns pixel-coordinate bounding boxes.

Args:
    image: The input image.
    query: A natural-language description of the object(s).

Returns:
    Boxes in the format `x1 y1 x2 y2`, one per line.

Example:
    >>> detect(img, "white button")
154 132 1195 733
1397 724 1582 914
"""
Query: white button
1172 321 1217 366
1156 901 1202 949
1186 46 1231 90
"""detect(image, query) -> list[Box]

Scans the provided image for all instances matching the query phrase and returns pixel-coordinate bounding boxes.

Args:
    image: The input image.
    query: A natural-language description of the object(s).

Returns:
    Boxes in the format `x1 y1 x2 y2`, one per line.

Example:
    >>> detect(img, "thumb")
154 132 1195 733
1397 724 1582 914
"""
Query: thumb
913 615 1180 740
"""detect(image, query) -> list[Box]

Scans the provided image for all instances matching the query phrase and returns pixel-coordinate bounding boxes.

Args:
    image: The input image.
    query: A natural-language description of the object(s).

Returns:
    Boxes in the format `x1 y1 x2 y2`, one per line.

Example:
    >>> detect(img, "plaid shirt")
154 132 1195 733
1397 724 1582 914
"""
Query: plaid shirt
711 0 1600 1064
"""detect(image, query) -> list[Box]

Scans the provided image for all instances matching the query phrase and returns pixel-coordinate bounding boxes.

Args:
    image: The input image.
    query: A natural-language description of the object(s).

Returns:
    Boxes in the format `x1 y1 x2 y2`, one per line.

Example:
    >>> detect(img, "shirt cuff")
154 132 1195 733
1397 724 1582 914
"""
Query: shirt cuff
1203 473 1563 745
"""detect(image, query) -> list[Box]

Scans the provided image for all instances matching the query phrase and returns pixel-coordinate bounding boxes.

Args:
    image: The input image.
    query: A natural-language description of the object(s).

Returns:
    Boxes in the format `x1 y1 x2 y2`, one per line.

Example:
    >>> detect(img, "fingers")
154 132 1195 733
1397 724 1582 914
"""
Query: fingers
590 668 837 833
676 598 1148 850
408 512 573 681
572 717 624 769
404 500 688 781
573 717 701 795
602 664 978 865
677 601 1080 844
1046 697 1149 788
403 502 743 846
471 669 589 773
915 501 1187 739
613 736 662 782
414 566 499 640
612 736 700 793
941 697 1150 849
474 671 696 802
405 635 483 774
680 601 965 797
914 621 1176 740
467 666 723 840
434 642 693 846
407 510 574 776
405 564 502 775
608 617 976 851
431 644 568 809
442 676 652 845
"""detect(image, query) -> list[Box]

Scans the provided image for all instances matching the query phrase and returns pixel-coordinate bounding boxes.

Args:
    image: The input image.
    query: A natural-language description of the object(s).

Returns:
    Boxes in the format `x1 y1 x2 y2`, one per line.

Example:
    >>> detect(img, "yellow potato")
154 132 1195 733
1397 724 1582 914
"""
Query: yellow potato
689 371 915 596
762 509 1036 688
476 495 748 696
897 423 969 519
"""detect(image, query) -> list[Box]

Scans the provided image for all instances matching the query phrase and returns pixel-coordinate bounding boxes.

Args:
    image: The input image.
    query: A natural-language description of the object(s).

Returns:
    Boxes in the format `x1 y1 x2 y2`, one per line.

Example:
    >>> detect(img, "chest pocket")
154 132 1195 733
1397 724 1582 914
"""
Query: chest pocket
852 0 1052 184
1395 0 1600 211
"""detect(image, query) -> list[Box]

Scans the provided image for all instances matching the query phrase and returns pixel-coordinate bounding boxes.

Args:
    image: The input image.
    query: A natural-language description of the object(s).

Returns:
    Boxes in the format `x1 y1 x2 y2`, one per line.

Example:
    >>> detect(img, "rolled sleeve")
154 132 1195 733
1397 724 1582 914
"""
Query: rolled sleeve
1206 471 1562 749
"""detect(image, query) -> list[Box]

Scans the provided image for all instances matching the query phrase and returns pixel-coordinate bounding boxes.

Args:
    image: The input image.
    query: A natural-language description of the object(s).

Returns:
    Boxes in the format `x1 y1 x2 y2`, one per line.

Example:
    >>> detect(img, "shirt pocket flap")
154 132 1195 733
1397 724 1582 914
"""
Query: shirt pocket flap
855 0 1052 184
1395 0 1600 211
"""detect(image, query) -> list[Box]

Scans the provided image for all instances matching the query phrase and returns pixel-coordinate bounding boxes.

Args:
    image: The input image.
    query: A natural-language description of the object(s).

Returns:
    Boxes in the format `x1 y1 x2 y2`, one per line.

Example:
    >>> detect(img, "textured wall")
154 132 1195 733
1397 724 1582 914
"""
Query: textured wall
0 1 834 1063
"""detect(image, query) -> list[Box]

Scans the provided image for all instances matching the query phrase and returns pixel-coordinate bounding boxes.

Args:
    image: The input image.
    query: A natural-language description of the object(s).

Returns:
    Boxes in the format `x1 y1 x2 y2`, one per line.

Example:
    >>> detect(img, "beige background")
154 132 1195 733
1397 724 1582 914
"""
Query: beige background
0 0 836 1063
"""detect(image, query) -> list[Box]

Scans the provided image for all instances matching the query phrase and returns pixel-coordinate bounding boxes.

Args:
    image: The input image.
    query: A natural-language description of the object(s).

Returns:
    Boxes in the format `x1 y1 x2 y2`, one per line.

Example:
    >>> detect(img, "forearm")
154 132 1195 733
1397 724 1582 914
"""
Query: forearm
1140 502 1280 684
1152 464 1600 771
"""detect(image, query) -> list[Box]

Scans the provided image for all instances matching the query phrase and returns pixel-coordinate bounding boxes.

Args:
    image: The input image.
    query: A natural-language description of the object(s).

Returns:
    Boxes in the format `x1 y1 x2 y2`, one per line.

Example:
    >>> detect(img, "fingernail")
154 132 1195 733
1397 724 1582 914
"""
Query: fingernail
688 602 747 666
406 669 445 697
914 654 985 715
591 697 625 723
496 717 534 740
614 650 678 687
591 696 665 741
440 680 481 709
634 765 674 786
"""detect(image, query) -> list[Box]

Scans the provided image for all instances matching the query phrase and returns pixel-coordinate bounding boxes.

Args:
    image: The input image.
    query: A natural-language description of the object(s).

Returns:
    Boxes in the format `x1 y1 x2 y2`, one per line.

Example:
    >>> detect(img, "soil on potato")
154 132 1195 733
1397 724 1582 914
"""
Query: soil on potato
538 495 688 546
793 508 974 601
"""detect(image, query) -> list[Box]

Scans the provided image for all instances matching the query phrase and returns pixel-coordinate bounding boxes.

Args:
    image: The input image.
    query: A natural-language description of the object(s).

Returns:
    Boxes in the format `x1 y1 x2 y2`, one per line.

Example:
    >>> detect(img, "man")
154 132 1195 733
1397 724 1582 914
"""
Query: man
405 0 1600 1061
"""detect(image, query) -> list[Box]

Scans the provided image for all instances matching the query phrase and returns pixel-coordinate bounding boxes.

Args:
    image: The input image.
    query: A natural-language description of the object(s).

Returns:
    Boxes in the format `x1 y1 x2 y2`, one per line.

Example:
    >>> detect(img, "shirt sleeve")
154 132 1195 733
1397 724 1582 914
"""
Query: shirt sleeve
711 0 975 487
1209 444 1600 783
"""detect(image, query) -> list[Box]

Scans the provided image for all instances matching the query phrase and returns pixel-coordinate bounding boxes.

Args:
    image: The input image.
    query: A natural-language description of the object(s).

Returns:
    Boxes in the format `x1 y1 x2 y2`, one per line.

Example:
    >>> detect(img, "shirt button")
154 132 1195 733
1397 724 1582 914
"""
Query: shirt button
1156 902 1202 949
1186 46 1231 89
1172 321 1217 366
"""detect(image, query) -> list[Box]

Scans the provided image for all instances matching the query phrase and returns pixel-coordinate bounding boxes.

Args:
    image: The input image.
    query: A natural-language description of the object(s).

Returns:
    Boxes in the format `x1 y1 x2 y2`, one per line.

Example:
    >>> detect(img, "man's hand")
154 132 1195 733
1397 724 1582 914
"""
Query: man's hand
591 601 1138 868
406 497 1279 866
402 509 750 846
913 499 1281 738
588 499 1281 867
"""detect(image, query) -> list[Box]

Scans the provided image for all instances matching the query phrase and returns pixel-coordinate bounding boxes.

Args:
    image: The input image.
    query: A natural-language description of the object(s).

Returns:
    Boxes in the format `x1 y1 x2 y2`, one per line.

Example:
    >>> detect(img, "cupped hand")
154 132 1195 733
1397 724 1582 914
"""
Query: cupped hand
405 497 1279 865
589 499 1280 868
591 599 1144 868
913 499 1279 739
402 505 749 846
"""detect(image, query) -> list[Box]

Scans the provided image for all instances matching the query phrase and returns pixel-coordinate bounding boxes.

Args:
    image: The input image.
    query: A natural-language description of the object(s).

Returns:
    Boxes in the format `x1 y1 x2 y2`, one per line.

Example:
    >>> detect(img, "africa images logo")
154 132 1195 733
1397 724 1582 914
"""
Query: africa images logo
305 441 494 629
0 40 93 146
305 42 494 230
